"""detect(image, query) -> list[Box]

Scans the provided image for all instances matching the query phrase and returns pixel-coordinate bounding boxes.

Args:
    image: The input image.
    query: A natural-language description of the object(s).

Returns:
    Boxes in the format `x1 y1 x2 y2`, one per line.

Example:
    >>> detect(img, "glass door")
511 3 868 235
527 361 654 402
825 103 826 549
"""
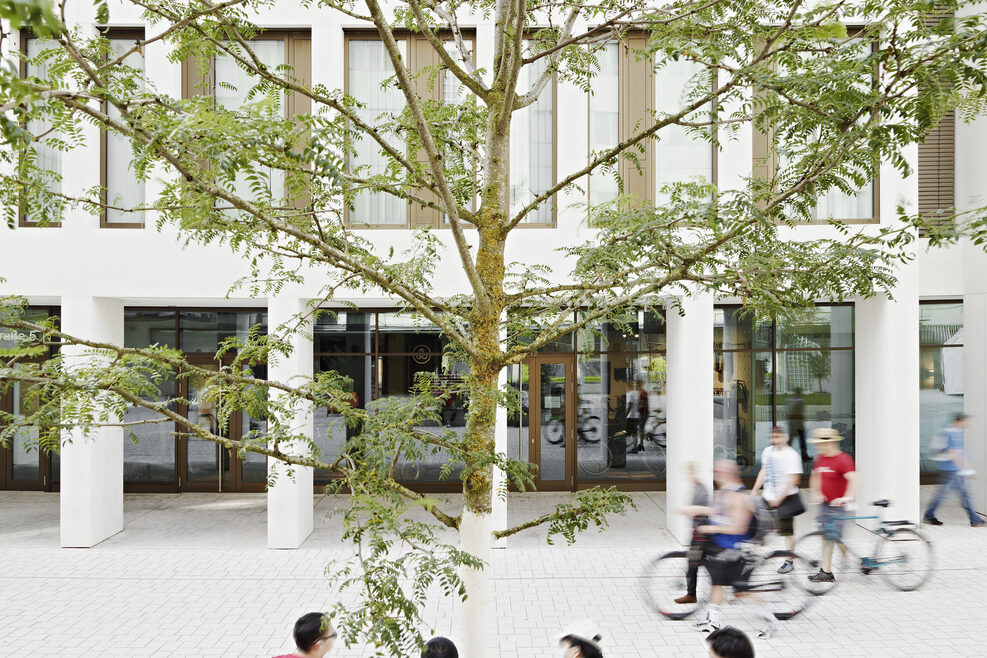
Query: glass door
0 380 53 491
178 357 267 492
528 356 575 491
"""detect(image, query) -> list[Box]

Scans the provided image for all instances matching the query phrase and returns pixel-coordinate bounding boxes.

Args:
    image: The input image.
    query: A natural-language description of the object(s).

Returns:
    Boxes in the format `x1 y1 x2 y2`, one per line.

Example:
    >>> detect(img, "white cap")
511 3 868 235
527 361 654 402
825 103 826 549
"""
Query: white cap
557 619 603 650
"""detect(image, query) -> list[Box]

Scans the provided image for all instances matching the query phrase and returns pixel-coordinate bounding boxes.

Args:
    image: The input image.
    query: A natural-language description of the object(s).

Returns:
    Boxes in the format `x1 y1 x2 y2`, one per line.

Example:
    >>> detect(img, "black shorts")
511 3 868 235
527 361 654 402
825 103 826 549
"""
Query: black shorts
774 513 794 537
703 546 750 589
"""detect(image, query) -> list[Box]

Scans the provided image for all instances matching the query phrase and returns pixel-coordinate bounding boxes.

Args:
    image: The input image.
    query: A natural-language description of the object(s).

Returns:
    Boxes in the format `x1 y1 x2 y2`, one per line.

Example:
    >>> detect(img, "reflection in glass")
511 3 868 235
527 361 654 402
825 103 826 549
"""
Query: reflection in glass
179 311 268 353
124 310 176 349
576 353 666 482
313 355 374 484
714 307 772 351
10 382 40 480
506 363 530 468
919 302 964 474
776 306 854 349
714 350 773 478
238 364 268 484
185 366 223 485
314 311 372 354
539 362 567 481
123 372 177 484
577 309 665 354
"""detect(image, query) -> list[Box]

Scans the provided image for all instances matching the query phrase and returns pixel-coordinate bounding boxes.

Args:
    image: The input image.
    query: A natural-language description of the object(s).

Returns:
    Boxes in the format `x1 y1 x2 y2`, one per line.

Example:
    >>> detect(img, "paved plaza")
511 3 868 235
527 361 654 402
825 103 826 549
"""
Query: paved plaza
1 486 985 657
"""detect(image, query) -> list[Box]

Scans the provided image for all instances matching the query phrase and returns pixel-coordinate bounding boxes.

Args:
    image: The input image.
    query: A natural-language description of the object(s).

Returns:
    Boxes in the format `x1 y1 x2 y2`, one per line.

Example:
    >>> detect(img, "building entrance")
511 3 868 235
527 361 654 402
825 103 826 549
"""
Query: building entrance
526 356 576 491
178 356 267 493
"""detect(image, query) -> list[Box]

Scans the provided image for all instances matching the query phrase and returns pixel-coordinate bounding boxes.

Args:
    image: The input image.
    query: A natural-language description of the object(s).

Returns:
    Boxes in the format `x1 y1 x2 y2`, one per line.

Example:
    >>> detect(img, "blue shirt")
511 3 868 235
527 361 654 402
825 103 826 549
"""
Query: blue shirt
940 427 964 472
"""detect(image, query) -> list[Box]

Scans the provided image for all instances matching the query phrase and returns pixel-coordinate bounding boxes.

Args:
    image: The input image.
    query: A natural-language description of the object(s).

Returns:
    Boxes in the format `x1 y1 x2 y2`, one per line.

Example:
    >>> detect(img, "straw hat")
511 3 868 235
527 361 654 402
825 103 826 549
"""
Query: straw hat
557 619 603 651
808 427 843 443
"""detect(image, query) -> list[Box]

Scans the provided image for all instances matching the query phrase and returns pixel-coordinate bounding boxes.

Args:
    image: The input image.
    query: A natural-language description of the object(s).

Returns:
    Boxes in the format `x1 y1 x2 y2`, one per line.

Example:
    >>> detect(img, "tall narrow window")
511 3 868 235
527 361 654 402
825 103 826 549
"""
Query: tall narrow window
215 39 286 208
588 43 620 207
348 38 408 226
511 53 555 224
654 59 713 201
103 33 146 227
20 36 62 226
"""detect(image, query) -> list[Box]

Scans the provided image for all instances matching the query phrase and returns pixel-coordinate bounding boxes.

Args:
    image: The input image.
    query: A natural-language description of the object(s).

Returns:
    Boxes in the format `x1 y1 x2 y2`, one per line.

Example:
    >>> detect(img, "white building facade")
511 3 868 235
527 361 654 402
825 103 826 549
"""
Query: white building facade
1 2 985 548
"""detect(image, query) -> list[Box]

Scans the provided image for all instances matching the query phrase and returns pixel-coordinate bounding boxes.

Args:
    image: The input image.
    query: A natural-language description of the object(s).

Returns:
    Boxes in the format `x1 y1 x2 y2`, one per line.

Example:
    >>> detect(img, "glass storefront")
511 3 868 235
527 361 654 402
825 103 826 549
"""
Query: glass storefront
123 309 268 490
507 309 668 486
919 302 963 475
313 311 468 484
714 306 854 478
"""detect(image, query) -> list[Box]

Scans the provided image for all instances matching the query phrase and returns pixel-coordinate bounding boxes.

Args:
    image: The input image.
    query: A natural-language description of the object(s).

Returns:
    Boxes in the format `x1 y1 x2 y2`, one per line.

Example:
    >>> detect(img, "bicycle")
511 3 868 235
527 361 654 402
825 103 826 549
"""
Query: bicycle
641 539 817 622
577 430 666 477
792 499 934 594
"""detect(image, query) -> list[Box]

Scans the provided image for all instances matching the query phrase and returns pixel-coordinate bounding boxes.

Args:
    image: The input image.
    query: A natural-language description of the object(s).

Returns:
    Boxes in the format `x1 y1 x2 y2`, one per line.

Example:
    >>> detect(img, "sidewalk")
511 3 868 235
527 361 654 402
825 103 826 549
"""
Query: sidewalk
0 487 983 657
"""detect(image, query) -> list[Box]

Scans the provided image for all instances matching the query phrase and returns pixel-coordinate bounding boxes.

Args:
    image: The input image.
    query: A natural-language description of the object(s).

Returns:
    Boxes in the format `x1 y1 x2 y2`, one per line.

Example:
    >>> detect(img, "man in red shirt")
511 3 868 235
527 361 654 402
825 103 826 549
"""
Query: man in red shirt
807 427 857 583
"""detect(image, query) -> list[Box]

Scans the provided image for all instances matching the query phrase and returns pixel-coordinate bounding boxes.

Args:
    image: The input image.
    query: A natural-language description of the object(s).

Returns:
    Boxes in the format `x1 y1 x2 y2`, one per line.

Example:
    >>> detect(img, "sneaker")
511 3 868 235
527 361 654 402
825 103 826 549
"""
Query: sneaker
923 517 943 526
674 594 698 604
757 620 777 639
776 560 794 574
972 521 985 528
807 569 835 583
692 618 721 634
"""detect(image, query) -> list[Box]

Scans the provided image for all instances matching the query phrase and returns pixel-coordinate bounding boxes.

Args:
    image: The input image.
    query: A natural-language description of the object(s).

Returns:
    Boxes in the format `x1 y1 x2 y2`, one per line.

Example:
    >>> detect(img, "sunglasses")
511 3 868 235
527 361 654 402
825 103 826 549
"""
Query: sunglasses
320 631 338 642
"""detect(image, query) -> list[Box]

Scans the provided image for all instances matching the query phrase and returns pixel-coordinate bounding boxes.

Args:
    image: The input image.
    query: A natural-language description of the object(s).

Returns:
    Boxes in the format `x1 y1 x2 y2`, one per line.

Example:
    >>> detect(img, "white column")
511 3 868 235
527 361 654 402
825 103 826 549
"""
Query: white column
267 297 314 549
956 13 987 513
855 262 921 525
59 296 124 547
963 289 987 514
665 293 714 544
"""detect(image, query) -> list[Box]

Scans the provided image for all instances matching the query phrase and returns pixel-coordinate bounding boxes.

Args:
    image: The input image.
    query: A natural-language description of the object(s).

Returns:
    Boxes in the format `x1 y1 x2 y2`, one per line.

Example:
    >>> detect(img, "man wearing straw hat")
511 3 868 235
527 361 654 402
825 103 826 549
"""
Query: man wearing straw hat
807 427 857 583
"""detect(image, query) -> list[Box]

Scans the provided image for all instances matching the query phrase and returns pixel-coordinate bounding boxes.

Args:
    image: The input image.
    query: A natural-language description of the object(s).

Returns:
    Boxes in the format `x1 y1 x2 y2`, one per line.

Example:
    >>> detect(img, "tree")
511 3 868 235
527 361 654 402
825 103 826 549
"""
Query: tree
3 0 987 655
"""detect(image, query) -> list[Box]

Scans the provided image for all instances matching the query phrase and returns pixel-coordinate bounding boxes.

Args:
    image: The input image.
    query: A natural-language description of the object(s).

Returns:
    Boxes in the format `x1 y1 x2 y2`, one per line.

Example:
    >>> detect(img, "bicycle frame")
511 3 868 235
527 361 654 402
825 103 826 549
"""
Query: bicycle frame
822 506 916 570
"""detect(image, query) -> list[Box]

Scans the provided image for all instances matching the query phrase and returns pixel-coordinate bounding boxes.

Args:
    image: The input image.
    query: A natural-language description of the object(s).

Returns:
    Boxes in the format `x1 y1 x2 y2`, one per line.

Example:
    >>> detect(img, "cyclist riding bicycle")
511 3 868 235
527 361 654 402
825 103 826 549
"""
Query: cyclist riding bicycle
683 459 778 639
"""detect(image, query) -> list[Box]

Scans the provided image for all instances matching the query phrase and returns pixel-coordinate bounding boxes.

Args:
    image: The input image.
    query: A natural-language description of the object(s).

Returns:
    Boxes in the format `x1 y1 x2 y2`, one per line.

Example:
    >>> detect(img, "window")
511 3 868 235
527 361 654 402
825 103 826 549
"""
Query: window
345 32 476 228
753 32 878 223
587 36 713 214
181 31 312 209
511 41 555 225
919 301 963 476
714 305 855 479
102 29 146 227
19 33 62 227
917 7 955 233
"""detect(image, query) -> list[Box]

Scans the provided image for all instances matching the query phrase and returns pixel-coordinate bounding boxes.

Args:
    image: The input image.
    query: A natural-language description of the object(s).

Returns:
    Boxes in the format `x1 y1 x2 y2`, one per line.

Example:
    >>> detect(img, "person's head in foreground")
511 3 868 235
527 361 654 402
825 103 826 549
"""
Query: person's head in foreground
291 612 336 657
706 626 754 658
422 636 458 658
557 619 603 658
808 427 843 456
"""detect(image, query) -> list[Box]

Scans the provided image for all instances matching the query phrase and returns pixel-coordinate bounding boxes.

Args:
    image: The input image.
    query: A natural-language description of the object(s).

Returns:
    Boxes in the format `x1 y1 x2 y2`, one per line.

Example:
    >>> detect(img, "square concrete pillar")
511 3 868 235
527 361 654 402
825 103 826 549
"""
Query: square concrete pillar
267 297 314 549
59 296 125 547
665 293 714 544
963 258 987 515
855 263 921 525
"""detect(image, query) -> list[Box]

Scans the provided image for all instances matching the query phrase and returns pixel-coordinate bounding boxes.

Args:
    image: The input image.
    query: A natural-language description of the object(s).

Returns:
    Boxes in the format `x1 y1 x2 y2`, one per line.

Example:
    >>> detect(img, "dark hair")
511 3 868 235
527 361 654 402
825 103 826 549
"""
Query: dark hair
706 626 754 658
293 612 330 652
422 636 459 658
561 635 604 658
954 412 969 423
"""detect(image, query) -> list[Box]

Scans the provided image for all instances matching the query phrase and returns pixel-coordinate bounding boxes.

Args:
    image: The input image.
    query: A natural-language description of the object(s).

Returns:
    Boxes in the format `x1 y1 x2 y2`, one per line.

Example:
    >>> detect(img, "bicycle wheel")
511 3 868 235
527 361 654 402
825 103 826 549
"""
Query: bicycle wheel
791 531 842 596
544 419 565 444
577 415 601 443
745 550 814 620
641 551 708 620
876 528 934 591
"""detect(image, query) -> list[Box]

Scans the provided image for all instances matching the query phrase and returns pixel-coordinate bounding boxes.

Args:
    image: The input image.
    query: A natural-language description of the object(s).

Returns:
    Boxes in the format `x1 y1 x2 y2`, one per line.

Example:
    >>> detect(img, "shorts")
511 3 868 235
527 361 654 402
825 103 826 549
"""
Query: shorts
817 503 848 540
773 513 794 537
702 546 751 590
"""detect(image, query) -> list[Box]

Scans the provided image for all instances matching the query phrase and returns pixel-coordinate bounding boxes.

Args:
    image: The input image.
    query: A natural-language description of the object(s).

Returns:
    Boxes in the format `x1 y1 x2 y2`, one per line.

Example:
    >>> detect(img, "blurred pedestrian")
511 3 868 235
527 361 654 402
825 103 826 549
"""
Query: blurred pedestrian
675 461 711 604
751 426 805 573
685 460 776 639
273 612 336 658
807 428 856 583
556 619 604 658
706 626 755 658
924 413 985 527
627 379 649 453
422 636 458 658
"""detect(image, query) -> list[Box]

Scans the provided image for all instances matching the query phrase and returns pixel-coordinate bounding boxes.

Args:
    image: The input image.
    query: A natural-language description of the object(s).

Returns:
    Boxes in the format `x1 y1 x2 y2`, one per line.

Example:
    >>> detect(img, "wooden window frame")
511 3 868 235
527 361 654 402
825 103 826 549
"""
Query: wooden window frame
180 29 312 213
343 30 486 229
585 35 718 218
752 28 880 225
99 27 146 229
18 29 61 228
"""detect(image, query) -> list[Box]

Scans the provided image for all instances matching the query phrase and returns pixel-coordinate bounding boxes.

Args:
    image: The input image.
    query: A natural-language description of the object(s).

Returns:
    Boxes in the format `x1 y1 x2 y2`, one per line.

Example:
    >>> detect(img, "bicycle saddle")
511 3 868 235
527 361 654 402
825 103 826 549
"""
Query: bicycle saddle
872 499 890 508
